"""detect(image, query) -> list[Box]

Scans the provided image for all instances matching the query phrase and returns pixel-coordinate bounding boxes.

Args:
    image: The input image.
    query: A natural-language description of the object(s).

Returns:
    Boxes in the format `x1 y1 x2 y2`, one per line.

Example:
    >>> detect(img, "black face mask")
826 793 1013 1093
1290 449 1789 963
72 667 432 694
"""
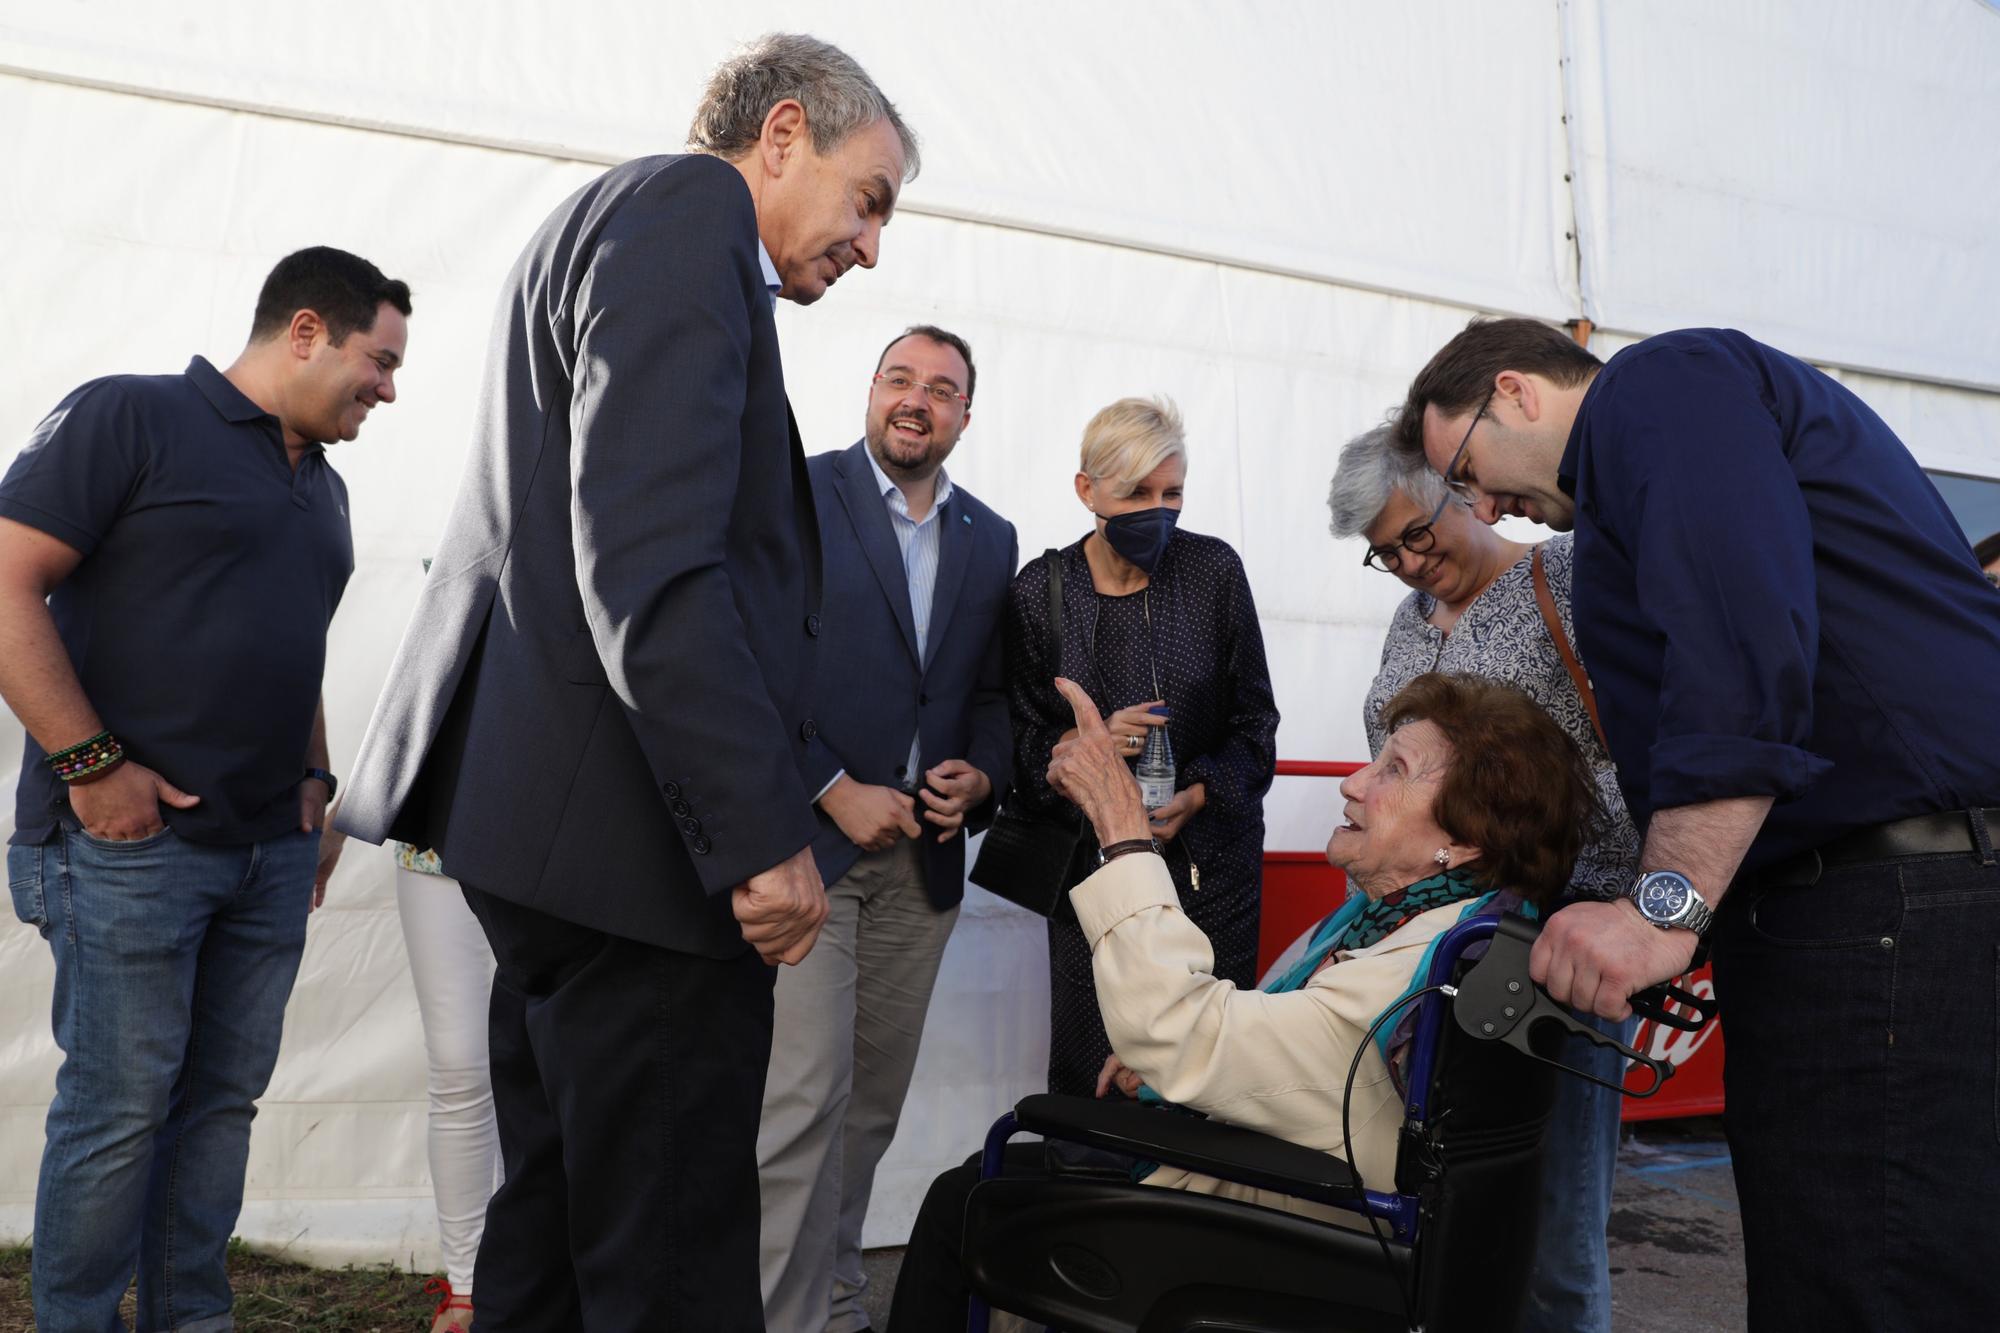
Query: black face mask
1100 506 1180 574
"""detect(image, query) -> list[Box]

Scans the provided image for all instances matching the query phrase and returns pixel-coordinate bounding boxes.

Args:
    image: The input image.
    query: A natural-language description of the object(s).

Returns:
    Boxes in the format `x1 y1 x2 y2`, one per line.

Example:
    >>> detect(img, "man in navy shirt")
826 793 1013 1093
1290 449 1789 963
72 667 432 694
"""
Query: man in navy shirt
0 247 409 1332
1395 319 2000 1329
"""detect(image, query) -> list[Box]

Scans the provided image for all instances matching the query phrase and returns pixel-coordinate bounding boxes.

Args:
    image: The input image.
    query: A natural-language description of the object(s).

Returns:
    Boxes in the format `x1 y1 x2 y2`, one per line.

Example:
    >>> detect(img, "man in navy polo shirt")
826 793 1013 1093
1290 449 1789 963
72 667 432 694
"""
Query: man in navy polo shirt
1394 318 2000 1329
0 247 410 1332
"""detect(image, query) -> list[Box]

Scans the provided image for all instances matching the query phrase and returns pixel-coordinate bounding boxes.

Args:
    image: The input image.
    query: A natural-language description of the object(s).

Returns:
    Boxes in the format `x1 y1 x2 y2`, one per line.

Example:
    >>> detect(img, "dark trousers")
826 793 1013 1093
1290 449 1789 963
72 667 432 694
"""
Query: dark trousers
887 1145 1054 1331
461 883 776 1331
1712 846 2000 1331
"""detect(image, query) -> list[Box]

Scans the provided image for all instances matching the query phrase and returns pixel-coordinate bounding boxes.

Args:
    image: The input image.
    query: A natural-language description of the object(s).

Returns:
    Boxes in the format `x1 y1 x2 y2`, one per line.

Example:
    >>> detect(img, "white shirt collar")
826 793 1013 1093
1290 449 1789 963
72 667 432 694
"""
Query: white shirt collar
755 240 780 308
862 444 953 518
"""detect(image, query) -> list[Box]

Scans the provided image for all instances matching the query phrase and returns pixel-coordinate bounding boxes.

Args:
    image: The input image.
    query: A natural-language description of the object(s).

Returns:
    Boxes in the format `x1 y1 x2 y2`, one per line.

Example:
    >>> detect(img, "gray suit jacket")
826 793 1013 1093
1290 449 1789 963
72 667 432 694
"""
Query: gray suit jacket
337 154 825 956
800 442 1017 907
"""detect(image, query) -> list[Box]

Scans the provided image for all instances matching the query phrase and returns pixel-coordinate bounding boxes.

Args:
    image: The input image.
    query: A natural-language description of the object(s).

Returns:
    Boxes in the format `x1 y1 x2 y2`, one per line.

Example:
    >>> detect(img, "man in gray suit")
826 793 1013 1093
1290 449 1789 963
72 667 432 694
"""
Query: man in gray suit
759 326 1017 1333
335 36 917 1331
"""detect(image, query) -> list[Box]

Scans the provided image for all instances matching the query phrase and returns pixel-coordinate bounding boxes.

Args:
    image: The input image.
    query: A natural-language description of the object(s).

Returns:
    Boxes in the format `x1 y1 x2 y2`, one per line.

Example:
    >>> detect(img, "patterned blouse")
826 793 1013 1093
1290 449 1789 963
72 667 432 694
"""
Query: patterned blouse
394 842 445 877
1005 529 1281 908
1361 533 1639 901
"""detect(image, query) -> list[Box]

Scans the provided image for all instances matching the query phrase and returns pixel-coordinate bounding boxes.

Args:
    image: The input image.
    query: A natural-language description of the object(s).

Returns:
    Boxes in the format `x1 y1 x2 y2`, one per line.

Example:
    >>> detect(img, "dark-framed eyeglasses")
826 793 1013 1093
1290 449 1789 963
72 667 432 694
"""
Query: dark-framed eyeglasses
1362 491 1461 573
1438 388 1495 502
872 372 969 409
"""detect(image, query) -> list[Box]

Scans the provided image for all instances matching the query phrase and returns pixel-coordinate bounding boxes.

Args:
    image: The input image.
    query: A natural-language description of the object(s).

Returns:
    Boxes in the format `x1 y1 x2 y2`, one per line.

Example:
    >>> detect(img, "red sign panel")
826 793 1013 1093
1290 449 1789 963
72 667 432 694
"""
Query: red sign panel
1620 964 1725 1120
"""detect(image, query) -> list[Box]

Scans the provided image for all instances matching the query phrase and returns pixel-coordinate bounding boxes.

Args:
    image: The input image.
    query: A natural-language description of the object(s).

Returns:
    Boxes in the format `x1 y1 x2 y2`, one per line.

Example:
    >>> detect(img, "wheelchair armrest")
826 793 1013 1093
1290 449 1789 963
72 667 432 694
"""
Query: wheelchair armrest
1011 1093 1362 1208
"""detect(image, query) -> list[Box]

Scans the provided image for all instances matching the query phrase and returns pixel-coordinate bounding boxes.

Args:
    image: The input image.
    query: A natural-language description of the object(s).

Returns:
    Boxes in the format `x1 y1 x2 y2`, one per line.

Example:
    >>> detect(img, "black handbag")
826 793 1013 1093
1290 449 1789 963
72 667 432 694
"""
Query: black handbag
969 549 1097 919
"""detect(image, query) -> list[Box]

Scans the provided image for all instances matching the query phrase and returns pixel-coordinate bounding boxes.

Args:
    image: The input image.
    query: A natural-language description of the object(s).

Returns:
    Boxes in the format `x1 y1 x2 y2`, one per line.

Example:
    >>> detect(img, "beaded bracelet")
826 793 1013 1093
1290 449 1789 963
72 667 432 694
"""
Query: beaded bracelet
46 731 125 783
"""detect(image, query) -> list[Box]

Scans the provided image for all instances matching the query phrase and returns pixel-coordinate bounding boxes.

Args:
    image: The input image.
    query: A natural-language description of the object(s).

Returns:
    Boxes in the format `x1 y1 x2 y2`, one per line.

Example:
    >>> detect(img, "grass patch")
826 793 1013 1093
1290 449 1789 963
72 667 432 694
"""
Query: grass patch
0 1242 443 1332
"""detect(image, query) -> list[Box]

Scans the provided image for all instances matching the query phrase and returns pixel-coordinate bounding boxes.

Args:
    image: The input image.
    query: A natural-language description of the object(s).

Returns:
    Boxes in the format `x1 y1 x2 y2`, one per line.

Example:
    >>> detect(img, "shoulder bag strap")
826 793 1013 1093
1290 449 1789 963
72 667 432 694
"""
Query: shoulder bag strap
1530 543 1609 752
1043 548 1064 668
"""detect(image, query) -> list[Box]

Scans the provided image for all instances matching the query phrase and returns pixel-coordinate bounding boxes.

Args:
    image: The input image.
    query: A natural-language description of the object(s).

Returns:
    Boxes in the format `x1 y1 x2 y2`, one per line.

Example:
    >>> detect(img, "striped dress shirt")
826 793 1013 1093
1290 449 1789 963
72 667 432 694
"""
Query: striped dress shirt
864 447 954 787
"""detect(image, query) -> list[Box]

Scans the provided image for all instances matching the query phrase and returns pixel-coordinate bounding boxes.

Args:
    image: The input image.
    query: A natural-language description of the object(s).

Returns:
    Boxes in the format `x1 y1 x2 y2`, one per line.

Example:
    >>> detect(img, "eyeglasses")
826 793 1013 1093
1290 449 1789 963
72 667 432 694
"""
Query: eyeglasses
1362 491 1463 572
1437 388 1495 503
871 372 969 409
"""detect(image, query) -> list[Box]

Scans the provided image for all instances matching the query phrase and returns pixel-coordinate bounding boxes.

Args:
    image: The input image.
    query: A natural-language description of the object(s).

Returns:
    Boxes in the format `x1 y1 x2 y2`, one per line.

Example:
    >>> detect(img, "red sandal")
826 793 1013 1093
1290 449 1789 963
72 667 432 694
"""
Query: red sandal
424 1276 476 1333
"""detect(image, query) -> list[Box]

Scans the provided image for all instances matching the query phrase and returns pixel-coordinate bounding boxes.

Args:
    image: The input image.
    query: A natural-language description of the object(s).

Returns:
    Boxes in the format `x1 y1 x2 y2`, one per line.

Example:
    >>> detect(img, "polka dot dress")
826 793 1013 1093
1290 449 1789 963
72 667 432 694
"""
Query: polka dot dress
1004 529 1280 1096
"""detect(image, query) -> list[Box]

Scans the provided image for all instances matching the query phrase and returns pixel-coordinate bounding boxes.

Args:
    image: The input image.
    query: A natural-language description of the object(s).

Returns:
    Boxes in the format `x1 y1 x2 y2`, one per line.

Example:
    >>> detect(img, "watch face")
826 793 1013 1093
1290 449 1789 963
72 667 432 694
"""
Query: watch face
1639 873 1690 921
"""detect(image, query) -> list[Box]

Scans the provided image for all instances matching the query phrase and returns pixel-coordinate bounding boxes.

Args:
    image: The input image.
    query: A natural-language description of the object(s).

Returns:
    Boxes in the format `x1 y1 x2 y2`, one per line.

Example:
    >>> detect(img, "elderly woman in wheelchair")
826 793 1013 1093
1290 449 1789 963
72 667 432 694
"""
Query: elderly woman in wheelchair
888 670 1613 1329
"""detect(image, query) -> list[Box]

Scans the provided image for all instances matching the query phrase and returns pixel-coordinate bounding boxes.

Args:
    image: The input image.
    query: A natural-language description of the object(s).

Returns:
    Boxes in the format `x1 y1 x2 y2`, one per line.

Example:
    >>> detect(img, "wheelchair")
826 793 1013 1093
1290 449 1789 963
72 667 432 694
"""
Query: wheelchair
960 913 1712 1333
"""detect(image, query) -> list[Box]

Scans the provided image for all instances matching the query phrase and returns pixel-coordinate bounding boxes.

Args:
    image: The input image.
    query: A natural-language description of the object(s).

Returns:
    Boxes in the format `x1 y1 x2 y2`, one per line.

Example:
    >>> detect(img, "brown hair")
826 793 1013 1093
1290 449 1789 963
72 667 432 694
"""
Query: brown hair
1383 672 1601 906
1391 318 1601 460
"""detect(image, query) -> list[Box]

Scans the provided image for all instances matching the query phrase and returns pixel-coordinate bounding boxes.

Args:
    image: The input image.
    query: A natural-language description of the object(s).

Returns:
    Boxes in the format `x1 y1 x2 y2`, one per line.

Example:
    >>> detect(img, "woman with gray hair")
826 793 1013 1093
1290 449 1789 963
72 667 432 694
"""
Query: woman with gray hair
1328 419 1641 1333
1004 396 1279 1100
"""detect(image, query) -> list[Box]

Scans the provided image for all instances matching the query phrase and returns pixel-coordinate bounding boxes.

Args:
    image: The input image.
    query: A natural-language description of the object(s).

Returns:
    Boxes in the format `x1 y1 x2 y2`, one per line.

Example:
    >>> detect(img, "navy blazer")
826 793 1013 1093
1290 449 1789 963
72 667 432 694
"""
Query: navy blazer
337 155 826 956
801 441 1017 908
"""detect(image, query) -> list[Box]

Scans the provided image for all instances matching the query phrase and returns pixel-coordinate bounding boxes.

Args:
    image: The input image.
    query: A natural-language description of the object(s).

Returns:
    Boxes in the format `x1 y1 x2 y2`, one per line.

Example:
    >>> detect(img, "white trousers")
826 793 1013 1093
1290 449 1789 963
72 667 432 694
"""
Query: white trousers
395 867 502 1290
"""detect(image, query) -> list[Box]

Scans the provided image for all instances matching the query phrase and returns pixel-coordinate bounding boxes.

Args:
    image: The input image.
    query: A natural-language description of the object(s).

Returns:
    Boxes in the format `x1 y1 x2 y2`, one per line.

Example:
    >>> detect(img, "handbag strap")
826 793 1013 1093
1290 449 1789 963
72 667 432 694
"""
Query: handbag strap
1530 543 1609 752
1043 547 1065 668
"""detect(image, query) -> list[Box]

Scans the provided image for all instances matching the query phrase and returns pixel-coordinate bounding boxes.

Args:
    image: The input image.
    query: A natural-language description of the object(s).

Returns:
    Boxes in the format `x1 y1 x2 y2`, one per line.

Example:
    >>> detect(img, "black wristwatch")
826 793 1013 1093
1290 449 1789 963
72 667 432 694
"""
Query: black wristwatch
303 767 339 798
1097 836 1163 867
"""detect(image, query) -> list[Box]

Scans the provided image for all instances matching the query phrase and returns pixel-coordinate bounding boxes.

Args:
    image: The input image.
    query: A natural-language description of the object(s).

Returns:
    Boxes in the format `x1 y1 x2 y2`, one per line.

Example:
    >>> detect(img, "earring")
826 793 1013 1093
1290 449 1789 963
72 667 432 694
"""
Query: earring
1433 848 1451 867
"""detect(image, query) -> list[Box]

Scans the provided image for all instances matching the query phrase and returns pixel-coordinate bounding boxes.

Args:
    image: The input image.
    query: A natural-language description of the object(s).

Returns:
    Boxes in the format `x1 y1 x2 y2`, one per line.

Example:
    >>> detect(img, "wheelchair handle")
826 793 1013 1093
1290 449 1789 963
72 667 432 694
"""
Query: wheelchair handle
1449 914 1717 1099
1629 979 1714 1032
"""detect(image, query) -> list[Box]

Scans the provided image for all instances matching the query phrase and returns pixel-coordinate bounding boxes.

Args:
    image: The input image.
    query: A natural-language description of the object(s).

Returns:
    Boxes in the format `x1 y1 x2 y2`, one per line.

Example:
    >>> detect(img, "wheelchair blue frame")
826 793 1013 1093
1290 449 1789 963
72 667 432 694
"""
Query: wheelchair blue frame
968 913 1502 1331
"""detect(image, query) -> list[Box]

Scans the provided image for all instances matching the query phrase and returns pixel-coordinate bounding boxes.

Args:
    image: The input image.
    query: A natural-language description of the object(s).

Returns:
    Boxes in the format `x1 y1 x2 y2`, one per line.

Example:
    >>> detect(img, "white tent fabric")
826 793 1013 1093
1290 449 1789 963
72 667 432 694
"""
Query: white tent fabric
1564 0 2000 390
3 0 1999 1268
0 1 1579 318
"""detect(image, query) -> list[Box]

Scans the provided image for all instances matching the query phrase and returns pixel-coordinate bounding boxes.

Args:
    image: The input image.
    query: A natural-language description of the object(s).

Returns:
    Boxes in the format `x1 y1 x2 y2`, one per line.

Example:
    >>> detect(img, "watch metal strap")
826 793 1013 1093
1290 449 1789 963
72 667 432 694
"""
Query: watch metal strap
1677 894 1715 936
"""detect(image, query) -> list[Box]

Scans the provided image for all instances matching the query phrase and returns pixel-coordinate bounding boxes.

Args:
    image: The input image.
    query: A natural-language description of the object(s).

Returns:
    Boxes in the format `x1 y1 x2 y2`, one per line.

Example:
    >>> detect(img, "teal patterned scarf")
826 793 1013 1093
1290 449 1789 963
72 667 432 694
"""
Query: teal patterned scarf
1264 867 1488 995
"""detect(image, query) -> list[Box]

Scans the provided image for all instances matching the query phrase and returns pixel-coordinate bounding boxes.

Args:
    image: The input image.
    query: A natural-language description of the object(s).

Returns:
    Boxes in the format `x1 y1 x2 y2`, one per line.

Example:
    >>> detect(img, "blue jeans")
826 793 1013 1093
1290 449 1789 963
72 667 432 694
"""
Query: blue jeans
7 826 317 1333
1713 847 2000 1331
1521 1011 1632 1333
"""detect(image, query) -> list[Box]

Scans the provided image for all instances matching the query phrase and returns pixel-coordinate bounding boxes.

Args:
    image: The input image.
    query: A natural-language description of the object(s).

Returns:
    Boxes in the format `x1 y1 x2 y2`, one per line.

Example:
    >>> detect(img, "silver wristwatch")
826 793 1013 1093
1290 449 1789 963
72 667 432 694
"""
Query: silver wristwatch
1624 869 1715 935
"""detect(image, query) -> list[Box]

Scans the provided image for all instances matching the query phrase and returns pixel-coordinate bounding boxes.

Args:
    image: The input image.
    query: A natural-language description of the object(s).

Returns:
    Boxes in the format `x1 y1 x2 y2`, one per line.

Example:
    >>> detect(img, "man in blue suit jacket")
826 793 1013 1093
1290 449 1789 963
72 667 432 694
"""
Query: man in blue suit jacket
336 38 919 1330
758 326 1017 1333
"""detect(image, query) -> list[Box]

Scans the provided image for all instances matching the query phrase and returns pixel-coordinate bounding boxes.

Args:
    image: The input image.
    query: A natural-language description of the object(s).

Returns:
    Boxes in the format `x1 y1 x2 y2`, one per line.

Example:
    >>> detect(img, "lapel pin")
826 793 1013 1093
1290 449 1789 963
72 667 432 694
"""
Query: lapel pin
962 513 972 525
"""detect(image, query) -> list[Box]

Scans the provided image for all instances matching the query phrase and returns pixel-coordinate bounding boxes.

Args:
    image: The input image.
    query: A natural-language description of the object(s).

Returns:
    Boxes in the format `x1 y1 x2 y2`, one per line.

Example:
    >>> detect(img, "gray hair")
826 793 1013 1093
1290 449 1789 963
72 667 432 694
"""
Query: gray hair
687 34 921 180
1327 419 1448 538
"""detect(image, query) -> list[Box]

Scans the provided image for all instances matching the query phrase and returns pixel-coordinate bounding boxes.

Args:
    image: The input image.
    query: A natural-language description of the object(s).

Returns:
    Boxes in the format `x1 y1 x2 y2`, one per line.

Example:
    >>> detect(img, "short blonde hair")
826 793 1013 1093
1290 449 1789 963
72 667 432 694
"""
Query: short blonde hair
1079 396 1187 498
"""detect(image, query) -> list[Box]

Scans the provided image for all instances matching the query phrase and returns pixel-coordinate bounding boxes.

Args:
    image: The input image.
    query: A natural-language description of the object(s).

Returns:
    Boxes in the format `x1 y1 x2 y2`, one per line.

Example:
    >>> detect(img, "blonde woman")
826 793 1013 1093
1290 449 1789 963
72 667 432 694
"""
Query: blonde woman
1002 396 1278 1097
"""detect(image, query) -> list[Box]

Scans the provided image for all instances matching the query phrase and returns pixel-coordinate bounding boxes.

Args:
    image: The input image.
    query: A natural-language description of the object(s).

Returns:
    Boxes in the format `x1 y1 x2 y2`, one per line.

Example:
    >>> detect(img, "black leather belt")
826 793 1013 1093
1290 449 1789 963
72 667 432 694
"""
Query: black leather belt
1762 808 2000 886
1816 808 2000 865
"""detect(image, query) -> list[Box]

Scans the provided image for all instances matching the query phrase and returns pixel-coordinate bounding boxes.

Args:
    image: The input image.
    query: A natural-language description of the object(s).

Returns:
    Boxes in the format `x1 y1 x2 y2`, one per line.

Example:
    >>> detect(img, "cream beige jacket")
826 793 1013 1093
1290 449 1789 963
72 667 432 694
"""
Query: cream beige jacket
1071 852 1470 1224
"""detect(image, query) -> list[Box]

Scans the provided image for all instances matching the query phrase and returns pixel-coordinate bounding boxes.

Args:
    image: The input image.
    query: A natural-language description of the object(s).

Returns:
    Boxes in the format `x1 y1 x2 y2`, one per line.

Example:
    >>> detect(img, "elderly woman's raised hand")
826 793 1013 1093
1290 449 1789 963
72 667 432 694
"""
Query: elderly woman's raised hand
1047 677 1154 849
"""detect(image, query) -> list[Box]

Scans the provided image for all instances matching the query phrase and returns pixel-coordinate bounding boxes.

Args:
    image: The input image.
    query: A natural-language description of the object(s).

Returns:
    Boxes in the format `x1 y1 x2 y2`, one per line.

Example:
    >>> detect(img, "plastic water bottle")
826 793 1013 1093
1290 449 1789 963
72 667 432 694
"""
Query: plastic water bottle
1136 706 1176 811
